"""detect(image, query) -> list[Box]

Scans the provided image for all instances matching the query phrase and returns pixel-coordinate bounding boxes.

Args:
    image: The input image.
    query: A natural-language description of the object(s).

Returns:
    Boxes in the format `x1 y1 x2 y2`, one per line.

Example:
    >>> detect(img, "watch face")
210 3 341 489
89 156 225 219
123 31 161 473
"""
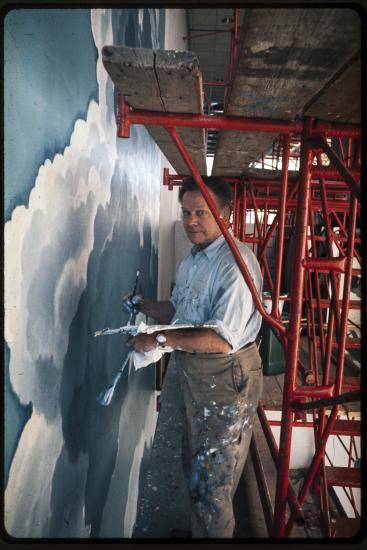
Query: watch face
156 333 166 345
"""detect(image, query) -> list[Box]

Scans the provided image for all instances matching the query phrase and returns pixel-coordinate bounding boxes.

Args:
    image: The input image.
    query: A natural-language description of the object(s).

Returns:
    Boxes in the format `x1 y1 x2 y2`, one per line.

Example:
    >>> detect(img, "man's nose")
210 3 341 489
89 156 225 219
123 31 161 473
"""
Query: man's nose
185 213 200 225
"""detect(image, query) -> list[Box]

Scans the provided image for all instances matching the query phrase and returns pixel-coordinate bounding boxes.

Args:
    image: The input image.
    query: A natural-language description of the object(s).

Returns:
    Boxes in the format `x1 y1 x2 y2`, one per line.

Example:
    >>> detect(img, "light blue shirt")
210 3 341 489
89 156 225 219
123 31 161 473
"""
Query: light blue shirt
170 234 263 353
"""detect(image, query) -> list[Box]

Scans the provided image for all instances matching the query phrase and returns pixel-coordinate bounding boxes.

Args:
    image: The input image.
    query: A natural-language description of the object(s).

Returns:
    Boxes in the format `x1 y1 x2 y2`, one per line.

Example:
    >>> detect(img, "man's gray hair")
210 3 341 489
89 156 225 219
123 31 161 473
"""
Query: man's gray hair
178 176 233 212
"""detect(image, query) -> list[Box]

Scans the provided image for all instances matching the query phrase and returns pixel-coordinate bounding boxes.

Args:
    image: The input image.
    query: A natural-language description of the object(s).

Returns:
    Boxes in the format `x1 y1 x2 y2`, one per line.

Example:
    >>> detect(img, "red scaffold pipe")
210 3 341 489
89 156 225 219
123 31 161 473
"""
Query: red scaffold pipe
284 194 359 537
312 120 360 139
312 136 361 200
165 126 286 338
302 257 347 273
312 166 360 179
227 8 240 91
117 96 360 139
163 167 360 185
272 134 290 318
257 402 305 527
272 118 315 537
293 390 361 411
293 384 335 399
118 99 302 137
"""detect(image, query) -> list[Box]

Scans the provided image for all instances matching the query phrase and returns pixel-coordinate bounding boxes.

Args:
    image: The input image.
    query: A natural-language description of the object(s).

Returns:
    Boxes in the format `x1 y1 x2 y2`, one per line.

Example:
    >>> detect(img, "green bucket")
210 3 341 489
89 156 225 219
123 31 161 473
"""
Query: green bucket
259 321 286 376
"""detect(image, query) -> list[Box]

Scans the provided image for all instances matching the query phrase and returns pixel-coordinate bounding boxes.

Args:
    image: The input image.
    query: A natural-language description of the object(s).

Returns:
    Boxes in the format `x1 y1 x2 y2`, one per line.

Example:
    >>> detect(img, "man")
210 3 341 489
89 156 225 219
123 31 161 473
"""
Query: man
130 176 263 538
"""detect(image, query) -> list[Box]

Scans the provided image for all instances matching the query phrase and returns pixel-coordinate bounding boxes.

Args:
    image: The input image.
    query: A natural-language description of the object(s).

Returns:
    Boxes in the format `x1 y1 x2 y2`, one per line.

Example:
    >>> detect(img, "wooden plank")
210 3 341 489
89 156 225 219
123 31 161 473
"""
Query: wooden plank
250 429 274 535
102 46 207 174
102 46 159 109
154 49 204 113
262 373 284 408
212 8 361 176
304 56 361 123
252 418 277 522
332 517 361 538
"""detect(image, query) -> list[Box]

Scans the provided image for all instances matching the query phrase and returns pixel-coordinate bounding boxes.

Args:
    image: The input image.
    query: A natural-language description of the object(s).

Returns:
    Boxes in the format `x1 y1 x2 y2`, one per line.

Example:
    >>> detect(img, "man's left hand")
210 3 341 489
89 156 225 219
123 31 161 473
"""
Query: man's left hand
128 334 157 352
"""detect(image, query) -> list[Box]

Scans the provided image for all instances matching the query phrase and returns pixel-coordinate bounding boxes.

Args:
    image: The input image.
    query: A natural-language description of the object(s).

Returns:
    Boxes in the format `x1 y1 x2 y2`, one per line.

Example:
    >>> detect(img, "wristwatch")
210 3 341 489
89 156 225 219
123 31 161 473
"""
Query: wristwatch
155 333 167 347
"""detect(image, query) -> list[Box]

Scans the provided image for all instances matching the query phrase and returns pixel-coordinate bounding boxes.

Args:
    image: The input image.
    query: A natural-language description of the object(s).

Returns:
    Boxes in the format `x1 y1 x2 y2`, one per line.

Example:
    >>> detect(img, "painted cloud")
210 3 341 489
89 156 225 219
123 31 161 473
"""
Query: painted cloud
5 9 161 537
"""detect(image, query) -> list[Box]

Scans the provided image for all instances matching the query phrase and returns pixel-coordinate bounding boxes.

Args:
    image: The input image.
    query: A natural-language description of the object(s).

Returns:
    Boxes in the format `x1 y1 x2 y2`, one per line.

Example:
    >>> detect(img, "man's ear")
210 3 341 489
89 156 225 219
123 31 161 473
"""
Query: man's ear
222 204 231 223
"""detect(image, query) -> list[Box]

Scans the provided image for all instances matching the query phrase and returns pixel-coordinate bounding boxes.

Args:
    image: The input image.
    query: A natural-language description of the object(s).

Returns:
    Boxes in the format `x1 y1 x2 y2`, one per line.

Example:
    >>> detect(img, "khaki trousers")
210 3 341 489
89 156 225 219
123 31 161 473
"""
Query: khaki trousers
175 343 263 538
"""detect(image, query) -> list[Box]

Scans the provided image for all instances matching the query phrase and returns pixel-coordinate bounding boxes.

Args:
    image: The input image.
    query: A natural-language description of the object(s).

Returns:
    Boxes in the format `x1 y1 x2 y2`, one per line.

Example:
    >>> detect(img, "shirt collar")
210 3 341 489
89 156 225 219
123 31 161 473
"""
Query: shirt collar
191 234 226 259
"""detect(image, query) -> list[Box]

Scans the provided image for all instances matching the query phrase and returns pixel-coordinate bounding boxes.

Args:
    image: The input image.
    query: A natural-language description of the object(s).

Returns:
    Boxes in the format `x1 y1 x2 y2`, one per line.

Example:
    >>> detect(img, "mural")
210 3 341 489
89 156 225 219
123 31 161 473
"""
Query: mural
4 8 166 538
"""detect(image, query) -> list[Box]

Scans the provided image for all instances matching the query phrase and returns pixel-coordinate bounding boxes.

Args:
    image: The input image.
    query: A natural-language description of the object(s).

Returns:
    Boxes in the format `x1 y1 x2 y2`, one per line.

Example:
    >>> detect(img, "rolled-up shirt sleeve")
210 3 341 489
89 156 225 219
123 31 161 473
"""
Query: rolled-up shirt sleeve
206 262 261 350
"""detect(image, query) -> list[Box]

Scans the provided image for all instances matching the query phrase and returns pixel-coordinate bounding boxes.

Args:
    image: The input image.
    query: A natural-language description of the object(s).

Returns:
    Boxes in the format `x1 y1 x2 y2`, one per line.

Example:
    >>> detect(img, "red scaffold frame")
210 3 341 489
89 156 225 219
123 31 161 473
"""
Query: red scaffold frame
184 8 241 111
116 94 362 538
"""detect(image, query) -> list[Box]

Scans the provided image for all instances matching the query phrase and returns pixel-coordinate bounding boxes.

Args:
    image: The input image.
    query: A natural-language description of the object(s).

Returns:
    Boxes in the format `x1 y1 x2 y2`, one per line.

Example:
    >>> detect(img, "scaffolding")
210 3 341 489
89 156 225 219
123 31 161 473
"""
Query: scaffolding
115 72 361 537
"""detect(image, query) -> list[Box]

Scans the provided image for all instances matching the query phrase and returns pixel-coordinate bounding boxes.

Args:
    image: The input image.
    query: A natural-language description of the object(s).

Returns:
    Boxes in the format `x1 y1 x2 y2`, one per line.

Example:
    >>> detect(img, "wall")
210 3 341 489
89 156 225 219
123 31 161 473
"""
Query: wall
157 8 188 298
3 7 182 538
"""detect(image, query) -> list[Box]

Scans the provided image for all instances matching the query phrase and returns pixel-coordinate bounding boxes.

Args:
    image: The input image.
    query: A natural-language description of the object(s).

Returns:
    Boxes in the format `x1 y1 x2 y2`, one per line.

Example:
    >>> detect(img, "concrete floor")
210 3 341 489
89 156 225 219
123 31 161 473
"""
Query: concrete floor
232 447 268 538
133 413 268 539
133 360 191 538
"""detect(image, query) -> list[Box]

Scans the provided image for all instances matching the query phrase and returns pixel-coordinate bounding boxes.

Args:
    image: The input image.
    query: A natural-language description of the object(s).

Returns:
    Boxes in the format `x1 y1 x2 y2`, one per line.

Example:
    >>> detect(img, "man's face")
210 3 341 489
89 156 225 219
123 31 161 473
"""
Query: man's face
181 190 227 249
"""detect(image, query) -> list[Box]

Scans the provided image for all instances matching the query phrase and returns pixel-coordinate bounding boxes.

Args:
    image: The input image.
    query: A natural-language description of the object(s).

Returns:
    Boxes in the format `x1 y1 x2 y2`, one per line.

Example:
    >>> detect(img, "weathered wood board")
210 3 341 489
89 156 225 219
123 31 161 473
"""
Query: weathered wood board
303 56 361 123
212 8 361 176
102 46 207 175
261 373 284 409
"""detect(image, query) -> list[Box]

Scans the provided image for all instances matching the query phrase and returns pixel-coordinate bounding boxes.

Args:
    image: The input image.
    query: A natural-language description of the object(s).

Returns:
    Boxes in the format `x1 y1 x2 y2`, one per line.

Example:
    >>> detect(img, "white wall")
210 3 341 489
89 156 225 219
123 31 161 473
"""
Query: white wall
164 8 188 51
157 9 190 299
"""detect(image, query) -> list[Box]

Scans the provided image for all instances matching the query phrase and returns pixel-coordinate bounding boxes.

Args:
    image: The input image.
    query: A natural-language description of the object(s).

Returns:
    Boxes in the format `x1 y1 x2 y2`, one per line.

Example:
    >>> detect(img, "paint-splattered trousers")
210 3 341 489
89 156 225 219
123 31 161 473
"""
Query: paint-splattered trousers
174 343 263 538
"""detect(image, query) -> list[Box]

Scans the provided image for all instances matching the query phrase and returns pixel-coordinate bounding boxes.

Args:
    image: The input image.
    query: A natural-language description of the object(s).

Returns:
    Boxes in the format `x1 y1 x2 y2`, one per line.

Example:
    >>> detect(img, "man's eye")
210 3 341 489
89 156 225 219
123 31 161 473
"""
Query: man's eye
197 210 208 217
181 211 190 217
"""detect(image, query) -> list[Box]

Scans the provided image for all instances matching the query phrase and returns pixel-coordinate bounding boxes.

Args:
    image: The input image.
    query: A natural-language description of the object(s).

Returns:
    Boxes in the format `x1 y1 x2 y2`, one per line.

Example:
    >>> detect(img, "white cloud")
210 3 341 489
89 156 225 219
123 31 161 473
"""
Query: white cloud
4 8 152 537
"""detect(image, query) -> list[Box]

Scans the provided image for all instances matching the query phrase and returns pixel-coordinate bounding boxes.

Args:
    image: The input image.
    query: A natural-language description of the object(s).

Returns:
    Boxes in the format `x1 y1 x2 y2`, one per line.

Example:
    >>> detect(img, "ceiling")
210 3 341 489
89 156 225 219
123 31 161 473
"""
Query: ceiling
186 8 244 109
186 8 361 173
